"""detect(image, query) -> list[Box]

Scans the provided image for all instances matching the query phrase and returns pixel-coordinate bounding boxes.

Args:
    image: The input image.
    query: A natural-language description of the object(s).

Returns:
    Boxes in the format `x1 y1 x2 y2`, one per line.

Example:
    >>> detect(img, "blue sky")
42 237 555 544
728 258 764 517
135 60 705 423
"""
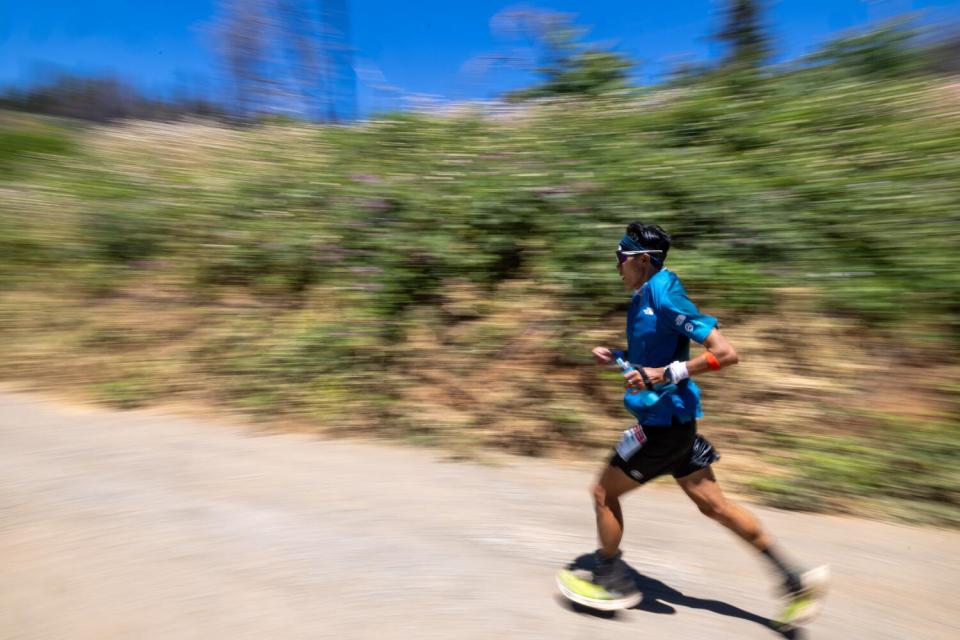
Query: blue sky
2 1 959 114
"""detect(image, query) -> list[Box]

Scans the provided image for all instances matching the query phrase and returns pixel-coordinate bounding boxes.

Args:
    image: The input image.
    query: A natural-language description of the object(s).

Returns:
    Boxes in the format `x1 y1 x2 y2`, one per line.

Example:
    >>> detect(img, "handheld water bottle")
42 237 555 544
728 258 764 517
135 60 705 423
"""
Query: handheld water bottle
615 357 678 412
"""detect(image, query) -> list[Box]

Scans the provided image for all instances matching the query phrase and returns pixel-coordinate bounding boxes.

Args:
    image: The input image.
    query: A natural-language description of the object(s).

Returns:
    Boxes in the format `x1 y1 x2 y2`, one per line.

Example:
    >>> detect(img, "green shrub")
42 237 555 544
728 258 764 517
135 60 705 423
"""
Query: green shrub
0 123 73 176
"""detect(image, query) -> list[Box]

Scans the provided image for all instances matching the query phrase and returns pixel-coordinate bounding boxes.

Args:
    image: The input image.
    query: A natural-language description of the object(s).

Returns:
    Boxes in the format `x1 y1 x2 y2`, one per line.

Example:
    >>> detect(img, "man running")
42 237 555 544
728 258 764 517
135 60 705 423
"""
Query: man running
557 222 827 625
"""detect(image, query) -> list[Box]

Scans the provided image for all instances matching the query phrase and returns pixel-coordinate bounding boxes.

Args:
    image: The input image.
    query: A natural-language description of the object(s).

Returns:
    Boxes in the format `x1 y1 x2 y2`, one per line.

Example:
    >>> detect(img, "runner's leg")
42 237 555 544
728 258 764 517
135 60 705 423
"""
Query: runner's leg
592 465 641 558
676 466 803 589
675 466 773 549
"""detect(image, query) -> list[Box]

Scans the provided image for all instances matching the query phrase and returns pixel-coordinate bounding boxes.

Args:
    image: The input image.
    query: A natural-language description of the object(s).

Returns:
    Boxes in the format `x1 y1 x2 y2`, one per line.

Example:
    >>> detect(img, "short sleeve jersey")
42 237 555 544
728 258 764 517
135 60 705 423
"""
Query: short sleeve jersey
623 269 718 426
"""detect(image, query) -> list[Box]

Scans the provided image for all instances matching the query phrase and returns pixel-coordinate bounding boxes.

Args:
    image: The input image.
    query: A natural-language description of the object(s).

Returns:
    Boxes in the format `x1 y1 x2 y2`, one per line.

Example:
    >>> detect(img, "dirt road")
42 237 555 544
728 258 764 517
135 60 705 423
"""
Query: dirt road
1 390 957 639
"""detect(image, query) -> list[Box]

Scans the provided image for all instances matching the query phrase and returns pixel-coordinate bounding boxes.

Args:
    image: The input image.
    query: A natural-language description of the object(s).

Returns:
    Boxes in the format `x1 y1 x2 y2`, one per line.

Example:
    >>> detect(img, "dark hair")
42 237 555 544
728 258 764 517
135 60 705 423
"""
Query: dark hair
626 222 671 264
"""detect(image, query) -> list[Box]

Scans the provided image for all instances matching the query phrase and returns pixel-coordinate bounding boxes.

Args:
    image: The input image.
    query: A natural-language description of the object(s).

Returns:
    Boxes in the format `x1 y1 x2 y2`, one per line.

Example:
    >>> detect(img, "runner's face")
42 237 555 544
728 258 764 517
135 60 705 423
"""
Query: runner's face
618 254 646 289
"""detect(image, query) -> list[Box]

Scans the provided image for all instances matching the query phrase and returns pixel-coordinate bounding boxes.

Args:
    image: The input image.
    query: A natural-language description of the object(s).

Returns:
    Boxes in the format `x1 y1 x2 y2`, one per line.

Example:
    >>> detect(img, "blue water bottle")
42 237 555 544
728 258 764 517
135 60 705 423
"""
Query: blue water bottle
616 357 678 414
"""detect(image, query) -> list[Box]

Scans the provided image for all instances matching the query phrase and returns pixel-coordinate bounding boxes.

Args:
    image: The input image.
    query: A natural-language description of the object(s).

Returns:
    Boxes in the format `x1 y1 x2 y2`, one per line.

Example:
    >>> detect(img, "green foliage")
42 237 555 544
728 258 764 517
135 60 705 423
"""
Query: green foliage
807 23 924 80
0 120 73 176
82 206 169 264
95 378 155 410
751 413 960 526
192 222 323 296
194 318 386 417
12 61 947 332
0 215 51 281
504 10 633 102
510 49 633 101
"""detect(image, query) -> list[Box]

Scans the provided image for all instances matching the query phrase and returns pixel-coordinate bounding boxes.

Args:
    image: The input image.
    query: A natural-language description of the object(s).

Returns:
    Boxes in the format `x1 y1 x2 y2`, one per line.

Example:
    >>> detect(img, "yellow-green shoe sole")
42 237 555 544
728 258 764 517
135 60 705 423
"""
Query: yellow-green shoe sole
776 565 830 627
555 569 642 611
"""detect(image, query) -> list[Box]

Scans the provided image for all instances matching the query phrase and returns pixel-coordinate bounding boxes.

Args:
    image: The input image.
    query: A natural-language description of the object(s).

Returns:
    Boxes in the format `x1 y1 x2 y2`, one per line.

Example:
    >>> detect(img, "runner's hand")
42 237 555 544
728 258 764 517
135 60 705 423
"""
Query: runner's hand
592 347 615 365
624 369 644 390
646 367 667 385
624 367 667 390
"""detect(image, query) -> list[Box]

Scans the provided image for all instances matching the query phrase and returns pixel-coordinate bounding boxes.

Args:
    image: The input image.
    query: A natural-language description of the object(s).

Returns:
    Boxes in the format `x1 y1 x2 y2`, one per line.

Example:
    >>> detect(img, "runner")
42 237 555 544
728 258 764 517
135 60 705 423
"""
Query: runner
559 222 827 624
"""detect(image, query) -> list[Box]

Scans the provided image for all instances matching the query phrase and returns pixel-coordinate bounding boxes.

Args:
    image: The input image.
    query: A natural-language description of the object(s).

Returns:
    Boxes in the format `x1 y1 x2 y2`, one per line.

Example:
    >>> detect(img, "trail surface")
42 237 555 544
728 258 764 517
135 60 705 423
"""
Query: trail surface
1 390 957 639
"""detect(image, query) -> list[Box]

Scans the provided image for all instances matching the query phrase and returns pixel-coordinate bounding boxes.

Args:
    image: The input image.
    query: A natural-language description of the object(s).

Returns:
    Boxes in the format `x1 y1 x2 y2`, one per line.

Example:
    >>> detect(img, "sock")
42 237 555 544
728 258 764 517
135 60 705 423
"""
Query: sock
761 545 802 591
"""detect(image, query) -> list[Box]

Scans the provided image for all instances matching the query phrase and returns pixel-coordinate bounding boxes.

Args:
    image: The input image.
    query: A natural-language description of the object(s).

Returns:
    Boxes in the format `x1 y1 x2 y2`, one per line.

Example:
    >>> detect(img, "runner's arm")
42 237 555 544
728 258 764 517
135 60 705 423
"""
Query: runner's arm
628 328 737 389
688 328 738 374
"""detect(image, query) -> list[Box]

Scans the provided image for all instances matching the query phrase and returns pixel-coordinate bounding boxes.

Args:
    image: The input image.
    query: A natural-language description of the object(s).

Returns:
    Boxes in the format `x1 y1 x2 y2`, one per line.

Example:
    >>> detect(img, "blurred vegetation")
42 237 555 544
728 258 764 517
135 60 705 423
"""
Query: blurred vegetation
503 9 633 102
750 419 960 527
0 20 959 525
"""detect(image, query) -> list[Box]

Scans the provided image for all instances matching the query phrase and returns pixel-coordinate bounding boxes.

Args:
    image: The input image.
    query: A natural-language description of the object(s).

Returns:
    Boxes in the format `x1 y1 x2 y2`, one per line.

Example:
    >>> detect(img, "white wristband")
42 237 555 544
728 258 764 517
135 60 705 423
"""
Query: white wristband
665 360 689 383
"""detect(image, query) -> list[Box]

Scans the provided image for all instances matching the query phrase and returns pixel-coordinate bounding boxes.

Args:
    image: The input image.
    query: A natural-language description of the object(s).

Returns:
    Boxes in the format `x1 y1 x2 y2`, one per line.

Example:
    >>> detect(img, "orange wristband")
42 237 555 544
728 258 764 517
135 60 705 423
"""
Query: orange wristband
704 352 721 371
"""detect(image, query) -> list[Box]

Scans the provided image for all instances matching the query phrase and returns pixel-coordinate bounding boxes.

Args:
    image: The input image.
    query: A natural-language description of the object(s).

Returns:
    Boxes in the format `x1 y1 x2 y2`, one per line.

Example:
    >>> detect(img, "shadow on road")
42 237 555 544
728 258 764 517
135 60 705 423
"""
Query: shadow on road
558 554 806 639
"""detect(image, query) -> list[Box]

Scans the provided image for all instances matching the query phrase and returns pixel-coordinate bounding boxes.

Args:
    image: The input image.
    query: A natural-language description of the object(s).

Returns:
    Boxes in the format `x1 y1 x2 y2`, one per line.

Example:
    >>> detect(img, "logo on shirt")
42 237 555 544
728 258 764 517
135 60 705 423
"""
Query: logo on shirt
675 314 686 325
642 307 654 316
684 322 695 333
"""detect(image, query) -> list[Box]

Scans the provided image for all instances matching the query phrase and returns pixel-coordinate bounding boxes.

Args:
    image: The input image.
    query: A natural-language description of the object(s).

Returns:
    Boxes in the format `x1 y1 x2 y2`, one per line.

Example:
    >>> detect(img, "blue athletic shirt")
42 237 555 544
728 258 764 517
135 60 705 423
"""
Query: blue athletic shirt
621 268 718 426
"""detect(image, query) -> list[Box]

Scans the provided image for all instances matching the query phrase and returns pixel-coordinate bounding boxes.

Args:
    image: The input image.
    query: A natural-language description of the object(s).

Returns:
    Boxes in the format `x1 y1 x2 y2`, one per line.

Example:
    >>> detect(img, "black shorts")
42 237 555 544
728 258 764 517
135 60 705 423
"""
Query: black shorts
608 418 720 485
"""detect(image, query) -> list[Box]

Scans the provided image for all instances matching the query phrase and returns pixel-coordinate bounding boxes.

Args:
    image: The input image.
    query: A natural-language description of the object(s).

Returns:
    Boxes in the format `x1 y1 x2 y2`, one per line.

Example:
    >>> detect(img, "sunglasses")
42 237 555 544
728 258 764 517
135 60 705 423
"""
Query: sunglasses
616 249 663 265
